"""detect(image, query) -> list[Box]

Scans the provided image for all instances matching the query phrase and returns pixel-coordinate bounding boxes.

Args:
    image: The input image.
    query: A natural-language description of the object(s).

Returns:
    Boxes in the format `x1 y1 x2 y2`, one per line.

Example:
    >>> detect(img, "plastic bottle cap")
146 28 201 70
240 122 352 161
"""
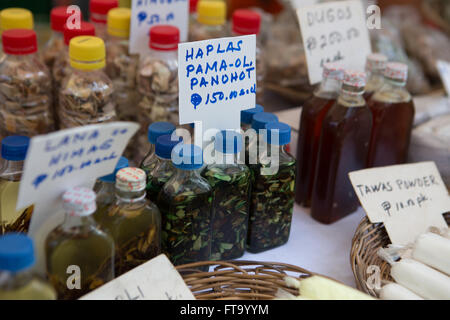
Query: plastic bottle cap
232 9 261 35
0 233 35 272
116 167 146 192
107 7 131 37
99 156 129 182
342 70 366 88
156 135 183 159
171 144 203 170
215 130 243 154
366 53 387 72
265 122 291 146
51 6 75 32
322 62 345 81
63 21 96 45
62 187 97 217
149 25 180 51
385 62 408 83
197 1 226 26
241 104 264 124
190 0 199 13
0 8 34 31
251 112 279 131
90 0 119 23
69 35 105 70
148 122 176 145
2 29 37 55
1 135 30 161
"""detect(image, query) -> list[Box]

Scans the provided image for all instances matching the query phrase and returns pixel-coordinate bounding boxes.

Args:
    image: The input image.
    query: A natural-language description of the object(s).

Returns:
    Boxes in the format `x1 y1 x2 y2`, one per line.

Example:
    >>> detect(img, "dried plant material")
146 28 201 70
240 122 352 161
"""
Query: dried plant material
138 58 178 99
1 206 33 235
41 35 65 70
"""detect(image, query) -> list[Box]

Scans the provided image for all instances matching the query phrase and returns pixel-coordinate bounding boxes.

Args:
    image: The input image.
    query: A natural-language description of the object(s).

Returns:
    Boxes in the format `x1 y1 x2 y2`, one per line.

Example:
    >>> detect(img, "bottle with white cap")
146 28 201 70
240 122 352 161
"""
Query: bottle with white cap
202 130 251 260
311 70 373 224
367 62 415 168
364 53 388 99
102 167 161 277
45 187 115 300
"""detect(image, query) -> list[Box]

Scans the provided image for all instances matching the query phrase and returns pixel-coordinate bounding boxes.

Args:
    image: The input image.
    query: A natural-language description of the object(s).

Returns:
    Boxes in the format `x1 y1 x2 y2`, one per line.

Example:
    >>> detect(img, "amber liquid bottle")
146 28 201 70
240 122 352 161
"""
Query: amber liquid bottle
311 71 372 224
367 62 415 168
363 53 387 101
295 63 344 207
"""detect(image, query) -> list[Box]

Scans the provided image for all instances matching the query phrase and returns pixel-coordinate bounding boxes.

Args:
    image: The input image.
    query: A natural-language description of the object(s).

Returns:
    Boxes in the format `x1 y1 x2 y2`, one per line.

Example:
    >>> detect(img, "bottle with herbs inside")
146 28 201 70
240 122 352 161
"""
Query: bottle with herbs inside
89 0 119 40
59 35 117 129
202 130 251 260
311 70 372 224
0 136 33 235
0 29 54 139
295 63 344 208
188 0 227 41
0 8 34 62
248 112 279 166
364 53 388 100
367 62 415 168
247 122 296 253
105 7 139 122
0 233 56 300
241 105 264 132
157 144 212 269
45 187 115 300
98 168 161 277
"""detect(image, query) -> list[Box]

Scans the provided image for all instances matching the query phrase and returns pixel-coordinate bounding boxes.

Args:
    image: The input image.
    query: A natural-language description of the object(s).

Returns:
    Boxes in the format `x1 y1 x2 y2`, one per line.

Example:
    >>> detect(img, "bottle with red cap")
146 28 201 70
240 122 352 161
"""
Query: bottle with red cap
367 62 415 168
311 70 373 224
189 0 199 23
0 29 54 138
232 9 265 104
89 0 119 40
295 63 344 208
364 53 388 100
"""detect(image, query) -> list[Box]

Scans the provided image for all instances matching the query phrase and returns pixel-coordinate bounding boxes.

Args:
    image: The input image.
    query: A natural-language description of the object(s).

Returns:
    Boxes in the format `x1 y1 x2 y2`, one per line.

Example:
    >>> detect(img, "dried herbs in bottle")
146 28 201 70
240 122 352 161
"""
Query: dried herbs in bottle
247 122 296 253
45 187 115 300
202 131 251 260
0 8 34 62
247 112 279 166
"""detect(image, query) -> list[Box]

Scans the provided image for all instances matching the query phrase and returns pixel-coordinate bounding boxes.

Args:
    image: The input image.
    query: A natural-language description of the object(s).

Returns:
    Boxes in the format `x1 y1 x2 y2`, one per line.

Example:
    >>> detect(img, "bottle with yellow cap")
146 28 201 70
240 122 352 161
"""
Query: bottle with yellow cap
105 7 139 122
0 8 34 62
188 0 227 41
58 35 117 129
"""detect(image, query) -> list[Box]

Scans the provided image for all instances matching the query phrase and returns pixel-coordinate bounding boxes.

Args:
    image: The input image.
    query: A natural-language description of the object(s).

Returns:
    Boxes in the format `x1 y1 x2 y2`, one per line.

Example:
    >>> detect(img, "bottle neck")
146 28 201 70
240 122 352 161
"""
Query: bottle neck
173 167 203 180
61 214 96 229
338 84 366 107
115 188 146 203
316 77 342 97
148 48 177 60
0 159 24 181
4 53 36 62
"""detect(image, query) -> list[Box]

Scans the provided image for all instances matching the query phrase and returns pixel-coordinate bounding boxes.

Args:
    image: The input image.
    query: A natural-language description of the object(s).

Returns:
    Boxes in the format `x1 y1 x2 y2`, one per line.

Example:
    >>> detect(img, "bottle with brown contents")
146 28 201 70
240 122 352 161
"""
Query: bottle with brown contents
89 0 118 40
311 70 372 224
295 63 344 207
364 53 387 100
367 62 415 168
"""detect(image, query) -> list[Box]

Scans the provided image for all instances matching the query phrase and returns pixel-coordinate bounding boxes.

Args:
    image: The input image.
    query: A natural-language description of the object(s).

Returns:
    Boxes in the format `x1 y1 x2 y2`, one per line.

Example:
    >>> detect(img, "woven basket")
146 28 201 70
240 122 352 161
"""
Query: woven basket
175 260 314 300
350 212 450 297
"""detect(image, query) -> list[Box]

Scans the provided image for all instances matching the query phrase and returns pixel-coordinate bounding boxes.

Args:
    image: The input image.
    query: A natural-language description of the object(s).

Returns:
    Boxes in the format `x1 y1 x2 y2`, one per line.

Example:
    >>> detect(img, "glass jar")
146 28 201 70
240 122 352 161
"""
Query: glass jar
89 0 119 40
202 131 251 260
247 122 296 253
0 233 56 300
0 136 33 235
157 144 212 269
188 0 227 41
0 29 54 139
59 35 117 129
364 53 387 100
98 168 161 277
45 187 115 300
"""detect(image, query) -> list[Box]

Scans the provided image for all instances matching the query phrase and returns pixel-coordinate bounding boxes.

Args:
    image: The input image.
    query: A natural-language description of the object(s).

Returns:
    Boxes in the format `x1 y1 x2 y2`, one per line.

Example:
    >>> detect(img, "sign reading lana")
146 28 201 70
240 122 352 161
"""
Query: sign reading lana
179 35 256 140
130 0 188 55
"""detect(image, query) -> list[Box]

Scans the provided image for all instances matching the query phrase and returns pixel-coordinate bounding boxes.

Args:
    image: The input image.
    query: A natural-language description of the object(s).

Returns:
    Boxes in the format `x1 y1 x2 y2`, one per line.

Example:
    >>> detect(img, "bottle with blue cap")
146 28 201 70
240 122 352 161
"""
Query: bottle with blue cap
241 104 264 131
247 122 296 253
247 111 278 166
202 130 251 260
0 136 34 235
0 233 56 300
157 144 212 270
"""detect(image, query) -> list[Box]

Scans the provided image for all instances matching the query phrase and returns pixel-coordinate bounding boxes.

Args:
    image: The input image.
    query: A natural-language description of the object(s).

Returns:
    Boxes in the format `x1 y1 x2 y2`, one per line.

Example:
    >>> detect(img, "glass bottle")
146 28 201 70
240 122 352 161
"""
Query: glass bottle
157 144 213 269
0 136 33 235
311 71 373 224
202 131 251 260
105 8 139 122
247 122 296 253
241 105 264 132
0 29 54 139
247 112 278 166
0 233 56 300
295 63 344 207
89 0 119 40
188 0 227 41
367 62 415 168
59 35 117 129
99 168 161 276
45 187 115 300
364 53 387 100
146 134 182 203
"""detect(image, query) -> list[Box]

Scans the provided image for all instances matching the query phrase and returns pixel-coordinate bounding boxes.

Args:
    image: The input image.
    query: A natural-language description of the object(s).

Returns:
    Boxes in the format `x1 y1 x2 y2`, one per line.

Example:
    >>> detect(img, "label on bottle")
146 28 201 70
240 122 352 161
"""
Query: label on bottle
80 254 195 300
349 162 449 245
437 60 450 99
296 0 371 85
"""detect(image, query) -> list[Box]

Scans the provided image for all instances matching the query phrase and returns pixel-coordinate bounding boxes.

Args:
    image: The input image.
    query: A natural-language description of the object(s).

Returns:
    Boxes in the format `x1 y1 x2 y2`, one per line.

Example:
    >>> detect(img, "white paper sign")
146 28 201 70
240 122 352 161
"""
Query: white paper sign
437 60 450 98
129 0 189 55
178 35 256 145
297 0 371 84
80 254 195 300
349 162 450 245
